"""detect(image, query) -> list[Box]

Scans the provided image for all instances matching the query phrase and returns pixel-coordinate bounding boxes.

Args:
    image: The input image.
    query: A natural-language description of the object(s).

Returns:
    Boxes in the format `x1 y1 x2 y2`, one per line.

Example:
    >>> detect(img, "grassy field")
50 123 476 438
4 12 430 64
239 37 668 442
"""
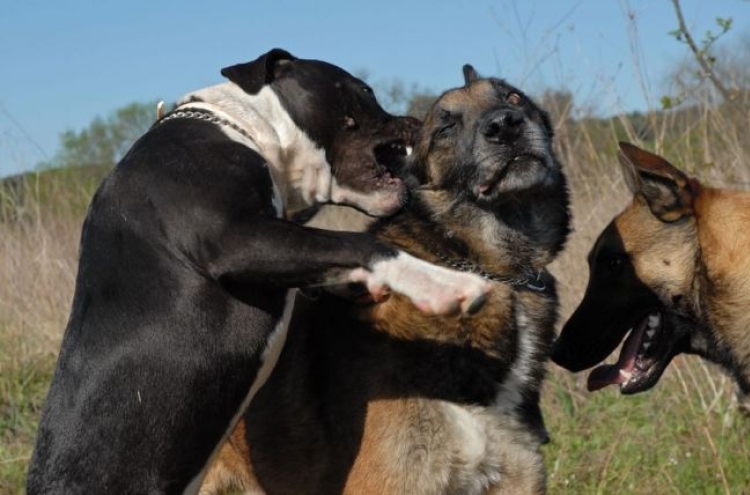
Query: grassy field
1 104 749 494
0 168 103 492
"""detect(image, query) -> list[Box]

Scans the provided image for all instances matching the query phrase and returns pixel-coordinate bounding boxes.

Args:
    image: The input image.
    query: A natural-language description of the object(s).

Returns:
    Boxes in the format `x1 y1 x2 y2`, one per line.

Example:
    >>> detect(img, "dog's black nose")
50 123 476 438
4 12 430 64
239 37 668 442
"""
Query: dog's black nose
481 109 523 143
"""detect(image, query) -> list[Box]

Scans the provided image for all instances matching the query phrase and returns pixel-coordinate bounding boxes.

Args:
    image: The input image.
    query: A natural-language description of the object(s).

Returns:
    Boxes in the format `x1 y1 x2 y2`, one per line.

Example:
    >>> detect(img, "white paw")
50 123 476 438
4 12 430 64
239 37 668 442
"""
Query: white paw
352 252 491 315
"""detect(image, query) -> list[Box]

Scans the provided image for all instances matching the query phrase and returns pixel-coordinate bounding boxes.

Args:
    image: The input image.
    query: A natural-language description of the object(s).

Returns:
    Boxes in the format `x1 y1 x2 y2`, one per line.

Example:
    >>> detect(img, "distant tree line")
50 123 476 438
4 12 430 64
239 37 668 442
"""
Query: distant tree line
42 2 749 173
39 83 440 171
41 102 158 170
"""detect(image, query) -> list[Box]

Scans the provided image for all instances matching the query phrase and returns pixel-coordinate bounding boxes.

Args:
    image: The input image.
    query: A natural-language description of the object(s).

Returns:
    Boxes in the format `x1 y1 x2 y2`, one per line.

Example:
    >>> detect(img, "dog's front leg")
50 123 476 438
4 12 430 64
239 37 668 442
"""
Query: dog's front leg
204 217 490 315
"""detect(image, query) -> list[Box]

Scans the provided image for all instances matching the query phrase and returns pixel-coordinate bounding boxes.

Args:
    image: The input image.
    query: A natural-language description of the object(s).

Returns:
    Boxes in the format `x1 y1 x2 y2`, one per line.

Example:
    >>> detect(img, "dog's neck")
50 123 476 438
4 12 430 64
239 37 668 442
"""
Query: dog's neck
692 189 750 392
374 187 569 277
177 83 332 214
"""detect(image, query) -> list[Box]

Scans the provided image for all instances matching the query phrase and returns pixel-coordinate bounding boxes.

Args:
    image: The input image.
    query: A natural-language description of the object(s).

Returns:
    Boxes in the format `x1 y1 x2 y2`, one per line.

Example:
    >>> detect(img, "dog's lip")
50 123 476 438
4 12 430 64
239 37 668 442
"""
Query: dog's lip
476 153 546 196
587 310 671 394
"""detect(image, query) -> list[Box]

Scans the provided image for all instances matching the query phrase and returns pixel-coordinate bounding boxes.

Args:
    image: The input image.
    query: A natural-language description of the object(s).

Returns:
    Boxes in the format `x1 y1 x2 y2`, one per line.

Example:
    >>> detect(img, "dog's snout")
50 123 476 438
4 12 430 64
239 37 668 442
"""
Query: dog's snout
481 109 524 143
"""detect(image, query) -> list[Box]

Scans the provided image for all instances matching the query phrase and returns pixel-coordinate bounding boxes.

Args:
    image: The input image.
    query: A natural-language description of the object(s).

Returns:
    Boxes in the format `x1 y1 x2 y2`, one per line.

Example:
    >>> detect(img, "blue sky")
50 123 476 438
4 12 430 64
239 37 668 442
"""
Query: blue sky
0 0 747 176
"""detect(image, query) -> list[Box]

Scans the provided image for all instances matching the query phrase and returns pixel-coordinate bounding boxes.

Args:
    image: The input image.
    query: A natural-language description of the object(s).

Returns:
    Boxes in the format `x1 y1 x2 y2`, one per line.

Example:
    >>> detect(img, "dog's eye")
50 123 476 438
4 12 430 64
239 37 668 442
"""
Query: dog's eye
343 116 358 130
435 122 457 139
362 85 375 98
507 93 522 105
435 120 458 139
434 111 460 139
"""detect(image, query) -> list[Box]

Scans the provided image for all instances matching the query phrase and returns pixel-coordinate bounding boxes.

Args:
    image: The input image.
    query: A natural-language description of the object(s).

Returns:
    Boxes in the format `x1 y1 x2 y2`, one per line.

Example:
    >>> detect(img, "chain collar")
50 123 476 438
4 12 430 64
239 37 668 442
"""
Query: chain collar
155 107 257 144
437 255 551 293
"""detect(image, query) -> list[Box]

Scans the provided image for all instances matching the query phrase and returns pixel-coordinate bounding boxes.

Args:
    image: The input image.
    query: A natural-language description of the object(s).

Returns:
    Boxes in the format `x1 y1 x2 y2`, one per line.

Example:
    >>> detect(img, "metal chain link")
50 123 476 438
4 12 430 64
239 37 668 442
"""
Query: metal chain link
437 255 548 292
156 108 256 143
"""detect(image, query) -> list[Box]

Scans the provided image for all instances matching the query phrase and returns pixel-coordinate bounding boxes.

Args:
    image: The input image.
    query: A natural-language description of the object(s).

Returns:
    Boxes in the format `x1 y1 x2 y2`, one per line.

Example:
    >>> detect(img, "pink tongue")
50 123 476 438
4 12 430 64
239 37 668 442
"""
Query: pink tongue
587 318 648 392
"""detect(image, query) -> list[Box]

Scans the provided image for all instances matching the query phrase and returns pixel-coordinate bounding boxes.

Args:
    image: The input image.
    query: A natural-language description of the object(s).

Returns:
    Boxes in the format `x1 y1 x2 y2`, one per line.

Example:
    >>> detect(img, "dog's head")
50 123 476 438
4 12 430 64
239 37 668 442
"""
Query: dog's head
405 65 569 266
411 65 558 199
221 49 417 216
552 142 713 394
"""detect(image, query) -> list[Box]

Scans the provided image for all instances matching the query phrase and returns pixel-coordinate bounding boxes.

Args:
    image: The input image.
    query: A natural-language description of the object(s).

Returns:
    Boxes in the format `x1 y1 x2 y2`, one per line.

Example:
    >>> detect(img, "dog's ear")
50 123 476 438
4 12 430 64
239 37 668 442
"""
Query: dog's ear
463 64 479 86
618 142 696 222
221 48 297 94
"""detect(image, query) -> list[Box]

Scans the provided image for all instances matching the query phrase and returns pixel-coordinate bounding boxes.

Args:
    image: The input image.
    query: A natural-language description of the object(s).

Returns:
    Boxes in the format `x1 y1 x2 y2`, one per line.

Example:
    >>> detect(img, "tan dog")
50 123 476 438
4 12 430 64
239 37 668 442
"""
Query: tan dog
553 142 750 413
202 65 571 495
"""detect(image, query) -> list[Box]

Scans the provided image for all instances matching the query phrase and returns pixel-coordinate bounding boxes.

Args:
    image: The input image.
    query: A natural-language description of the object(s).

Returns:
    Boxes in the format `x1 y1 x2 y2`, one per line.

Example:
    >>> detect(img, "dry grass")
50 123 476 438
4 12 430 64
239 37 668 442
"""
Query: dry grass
0 170 101 493
1 96 750 494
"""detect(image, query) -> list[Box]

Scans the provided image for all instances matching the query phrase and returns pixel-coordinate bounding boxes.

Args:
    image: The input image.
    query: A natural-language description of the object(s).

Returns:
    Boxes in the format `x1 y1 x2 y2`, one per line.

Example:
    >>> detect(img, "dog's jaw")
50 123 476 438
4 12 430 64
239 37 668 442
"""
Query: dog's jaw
474 154 553 200
587 311 674 393
330 181 406 217
472 119 557 201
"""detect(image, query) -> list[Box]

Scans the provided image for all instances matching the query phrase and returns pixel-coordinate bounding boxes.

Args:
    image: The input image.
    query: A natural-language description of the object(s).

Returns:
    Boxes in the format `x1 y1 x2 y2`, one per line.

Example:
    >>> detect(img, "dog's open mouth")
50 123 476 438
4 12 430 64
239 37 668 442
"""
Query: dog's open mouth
331 139 412 217
372 139 412 186
587 310 671 394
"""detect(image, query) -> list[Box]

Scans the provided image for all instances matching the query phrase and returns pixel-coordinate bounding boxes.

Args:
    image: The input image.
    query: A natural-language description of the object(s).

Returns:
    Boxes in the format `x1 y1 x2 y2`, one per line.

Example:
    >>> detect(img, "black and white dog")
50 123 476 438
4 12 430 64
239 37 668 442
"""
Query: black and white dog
27 49 489 494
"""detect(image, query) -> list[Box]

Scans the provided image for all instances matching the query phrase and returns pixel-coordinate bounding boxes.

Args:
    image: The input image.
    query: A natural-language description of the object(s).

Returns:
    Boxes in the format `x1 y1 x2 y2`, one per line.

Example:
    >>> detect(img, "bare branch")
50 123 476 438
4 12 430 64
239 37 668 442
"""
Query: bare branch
670 0 734 103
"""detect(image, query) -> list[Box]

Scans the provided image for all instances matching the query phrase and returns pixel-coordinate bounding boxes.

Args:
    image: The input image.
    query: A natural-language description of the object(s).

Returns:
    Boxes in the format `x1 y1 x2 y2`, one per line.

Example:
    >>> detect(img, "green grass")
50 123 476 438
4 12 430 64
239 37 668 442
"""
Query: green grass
543 364 750 494
0 167 93 495
0 343 55 495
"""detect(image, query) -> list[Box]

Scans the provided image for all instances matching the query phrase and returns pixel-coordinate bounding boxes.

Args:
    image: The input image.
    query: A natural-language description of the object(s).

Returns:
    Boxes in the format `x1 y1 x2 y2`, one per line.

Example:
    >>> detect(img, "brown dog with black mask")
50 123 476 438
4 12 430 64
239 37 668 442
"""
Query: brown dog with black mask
202 65 571 495
553 142 750 416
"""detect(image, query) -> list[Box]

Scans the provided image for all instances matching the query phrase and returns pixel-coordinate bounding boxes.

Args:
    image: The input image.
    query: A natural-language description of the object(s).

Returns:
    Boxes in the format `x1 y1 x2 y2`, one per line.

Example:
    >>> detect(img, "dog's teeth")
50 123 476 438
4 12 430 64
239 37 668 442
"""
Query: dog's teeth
642 342 651 350
646 329 656 339
405 146 413 156
619 369 633 381
648 314 660 328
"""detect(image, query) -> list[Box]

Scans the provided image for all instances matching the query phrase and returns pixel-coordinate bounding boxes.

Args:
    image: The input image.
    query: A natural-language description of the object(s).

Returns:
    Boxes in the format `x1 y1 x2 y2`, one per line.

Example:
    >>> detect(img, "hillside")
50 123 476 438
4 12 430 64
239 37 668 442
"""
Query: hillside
0 165 111 222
